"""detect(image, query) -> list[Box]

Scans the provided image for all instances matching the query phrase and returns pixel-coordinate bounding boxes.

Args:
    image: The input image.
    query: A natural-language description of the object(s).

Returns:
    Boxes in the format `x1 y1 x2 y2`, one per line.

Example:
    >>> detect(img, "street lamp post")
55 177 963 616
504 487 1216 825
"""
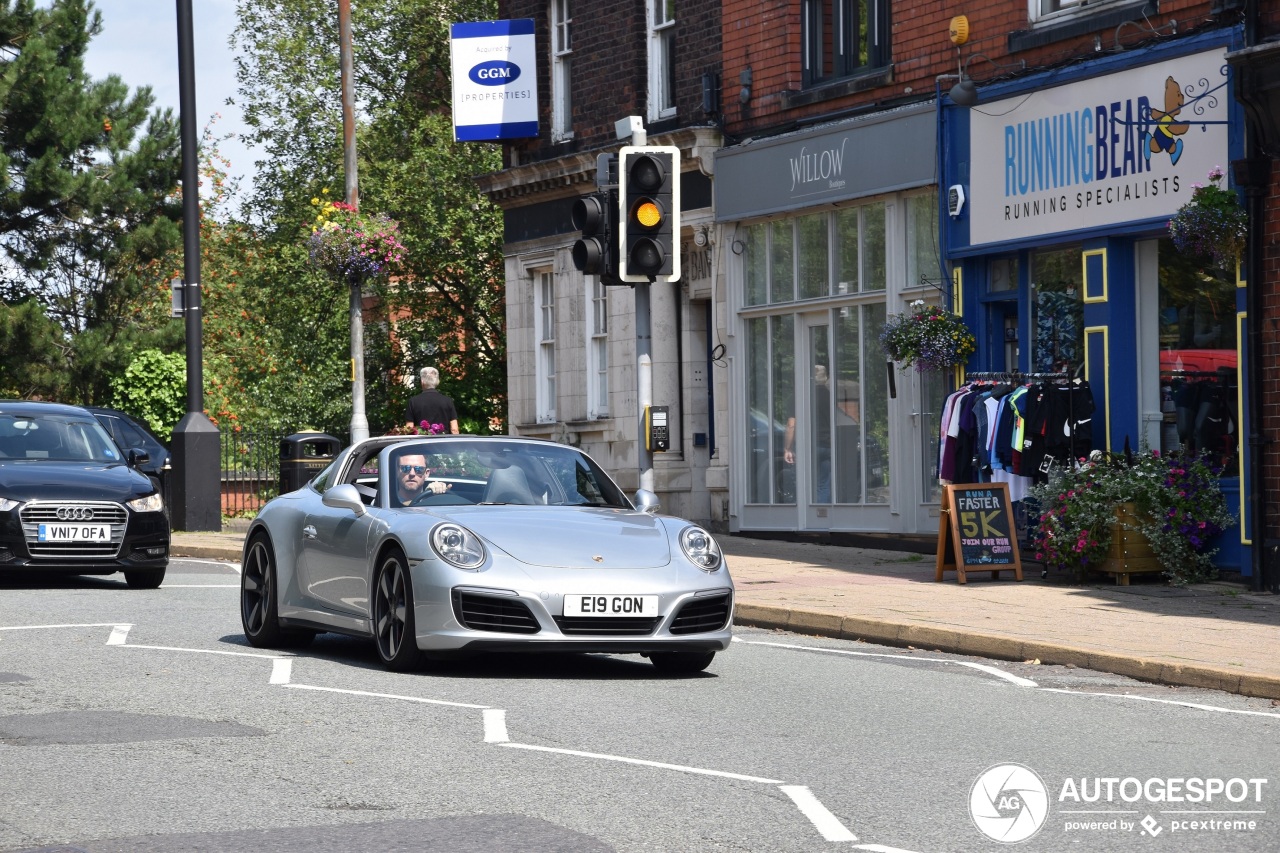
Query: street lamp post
168 0 220 532
338 0 369 442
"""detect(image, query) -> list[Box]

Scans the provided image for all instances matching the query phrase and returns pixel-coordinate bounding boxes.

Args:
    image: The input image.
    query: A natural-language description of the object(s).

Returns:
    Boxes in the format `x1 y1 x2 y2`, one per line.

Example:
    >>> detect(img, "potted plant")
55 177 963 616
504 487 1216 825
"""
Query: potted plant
879 300 976 372
1167 166 1247 269
1030 449 1233 586
307 194 406 283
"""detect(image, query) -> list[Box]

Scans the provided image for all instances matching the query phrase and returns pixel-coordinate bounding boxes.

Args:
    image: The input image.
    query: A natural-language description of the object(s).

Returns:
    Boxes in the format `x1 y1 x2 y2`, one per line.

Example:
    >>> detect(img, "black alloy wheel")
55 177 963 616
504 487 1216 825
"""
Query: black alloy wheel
649 650 716 674
372 550 423 672
241 532 313 649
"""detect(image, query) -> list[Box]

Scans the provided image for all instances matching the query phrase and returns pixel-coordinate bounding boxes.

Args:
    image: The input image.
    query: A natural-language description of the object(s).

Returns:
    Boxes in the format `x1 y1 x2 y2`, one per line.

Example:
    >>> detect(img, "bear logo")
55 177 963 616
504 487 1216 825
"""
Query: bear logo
1143 75 1191 165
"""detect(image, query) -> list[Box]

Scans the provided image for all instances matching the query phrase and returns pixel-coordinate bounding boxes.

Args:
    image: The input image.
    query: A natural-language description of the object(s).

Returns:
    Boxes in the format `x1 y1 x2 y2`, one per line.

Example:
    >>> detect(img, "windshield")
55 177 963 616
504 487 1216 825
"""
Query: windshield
0 413 124 464
378 439 632 508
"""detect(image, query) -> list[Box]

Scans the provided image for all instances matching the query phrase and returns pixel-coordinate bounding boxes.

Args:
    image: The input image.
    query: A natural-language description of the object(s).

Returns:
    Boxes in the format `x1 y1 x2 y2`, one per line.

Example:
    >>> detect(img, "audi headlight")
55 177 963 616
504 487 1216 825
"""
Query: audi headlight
430 522 486 569
127 493 164 513
0 498 17 512
680 525 722 572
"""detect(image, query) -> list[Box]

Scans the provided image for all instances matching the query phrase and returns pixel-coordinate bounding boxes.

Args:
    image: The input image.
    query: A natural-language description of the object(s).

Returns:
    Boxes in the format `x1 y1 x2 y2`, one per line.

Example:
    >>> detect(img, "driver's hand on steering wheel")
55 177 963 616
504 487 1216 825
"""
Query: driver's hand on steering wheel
426 480 451 494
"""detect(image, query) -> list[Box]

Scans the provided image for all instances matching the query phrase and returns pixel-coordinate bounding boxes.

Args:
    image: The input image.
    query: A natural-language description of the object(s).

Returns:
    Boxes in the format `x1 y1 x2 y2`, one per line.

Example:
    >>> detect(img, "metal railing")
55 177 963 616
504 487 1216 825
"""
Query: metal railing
220 427 287 519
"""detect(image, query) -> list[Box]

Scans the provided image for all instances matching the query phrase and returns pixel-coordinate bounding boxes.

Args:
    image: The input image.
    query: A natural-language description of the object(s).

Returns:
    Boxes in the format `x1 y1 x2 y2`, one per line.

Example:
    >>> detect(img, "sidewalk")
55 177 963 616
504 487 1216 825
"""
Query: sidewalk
170 528 1280 699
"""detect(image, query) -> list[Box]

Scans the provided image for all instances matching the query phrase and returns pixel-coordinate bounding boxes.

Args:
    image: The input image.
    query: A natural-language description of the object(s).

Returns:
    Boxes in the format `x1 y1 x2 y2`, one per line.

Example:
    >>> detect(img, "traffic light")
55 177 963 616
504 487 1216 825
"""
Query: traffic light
570 189 620 284
619 145 680 282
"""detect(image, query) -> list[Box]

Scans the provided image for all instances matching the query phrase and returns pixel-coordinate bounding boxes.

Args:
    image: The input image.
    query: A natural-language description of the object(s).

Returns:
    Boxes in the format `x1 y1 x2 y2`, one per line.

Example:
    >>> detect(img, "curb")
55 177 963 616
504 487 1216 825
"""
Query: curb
734 604 1280 701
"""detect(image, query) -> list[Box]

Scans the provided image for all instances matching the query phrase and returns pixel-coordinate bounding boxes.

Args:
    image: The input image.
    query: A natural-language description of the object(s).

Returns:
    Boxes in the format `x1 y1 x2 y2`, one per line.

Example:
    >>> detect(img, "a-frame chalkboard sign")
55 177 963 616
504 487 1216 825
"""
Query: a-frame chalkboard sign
936 482 1023 584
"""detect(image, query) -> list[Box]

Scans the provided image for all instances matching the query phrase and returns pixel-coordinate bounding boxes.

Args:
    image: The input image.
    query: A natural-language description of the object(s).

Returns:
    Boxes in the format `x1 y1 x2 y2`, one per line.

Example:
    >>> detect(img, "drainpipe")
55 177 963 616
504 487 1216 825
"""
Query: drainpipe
1242 0 1268 592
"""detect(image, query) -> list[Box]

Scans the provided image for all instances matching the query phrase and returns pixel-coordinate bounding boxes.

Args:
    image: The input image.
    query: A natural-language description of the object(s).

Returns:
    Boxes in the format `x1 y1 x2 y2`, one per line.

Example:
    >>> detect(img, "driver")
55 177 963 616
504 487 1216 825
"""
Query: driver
395 453 450 505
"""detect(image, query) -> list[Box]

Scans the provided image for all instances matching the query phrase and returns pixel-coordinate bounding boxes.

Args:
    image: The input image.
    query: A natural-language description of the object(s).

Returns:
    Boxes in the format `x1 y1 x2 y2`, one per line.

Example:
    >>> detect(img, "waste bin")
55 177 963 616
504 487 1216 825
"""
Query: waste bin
279 432 342 494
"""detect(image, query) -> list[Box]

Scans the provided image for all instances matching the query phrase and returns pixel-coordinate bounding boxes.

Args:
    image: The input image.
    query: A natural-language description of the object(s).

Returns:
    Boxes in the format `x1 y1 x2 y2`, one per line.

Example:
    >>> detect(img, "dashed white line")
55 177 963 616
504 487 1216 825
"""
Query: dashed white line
282 682 490 709
0 623 131 631
734 637 1039 687
270 658 293 685
499 742 786 784
483 709 509 743
1041 687 1280 718
780 785 858 841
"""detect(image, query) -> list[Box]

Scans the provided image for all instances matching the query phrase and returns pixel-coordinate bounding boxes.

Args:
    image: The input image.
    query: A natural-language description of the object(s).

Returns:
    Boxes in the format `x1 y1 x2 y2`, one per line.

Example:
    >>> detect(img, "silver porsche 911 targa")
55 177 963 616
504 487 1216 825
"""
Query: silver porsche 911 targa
240 435 733 673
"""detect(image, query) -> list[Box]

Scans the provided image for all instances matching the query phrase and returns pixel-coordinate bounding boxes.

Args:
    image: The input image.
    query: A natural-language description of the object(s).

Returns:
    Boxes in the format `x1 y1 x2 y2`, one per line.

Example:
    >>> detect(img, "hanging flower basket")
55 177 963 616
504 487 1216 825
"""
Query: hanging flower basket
878 300 976 372
1168 166 1247 268
307 196 406 282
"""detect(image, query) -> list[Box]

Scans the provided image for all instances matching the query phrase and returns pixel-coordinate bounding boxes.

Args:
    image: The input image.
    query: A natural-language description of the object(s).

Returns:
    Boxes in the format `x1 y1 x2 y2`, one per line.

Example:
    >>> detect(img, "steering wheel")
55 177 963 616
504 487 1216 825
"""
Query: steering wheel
409 491 471 507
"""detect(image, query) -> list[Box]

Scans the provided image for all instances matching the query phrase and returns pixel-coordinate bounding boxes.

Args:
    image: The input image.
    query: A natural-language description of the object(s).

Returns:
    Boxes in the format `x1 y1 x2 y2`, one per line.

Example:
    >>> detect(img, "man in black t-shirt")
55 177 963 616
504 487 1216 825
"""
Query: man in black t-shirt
405 366 460 434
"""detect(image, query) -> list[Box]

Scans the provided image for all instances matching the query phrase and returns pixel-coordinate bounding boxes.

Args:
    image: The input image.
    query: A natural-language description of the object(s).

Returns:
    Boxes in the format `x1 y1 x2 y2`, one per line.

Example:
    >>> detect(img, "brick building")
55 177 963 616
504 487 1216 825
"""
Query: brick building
478 0 1280 587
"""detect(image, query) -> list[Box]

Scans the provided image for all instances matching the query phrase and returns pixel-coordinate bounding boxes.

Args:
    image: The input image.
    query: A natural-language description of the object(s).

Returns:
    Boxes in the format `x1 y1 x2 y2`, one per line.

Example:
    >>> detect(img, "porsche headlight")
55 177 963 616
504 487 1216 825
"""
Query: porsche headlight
127 493 164 513
0 498 17 512
680 525 722 572
430 522 486 569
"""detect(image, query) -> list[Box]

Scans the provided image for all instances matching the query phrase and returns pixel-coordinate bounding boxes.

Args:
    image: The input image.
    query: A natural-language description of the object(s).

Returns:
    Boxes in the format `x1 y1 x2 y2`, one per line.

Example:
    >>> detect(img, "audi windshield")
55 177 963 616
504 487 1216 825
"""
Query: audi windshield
0 413 125 464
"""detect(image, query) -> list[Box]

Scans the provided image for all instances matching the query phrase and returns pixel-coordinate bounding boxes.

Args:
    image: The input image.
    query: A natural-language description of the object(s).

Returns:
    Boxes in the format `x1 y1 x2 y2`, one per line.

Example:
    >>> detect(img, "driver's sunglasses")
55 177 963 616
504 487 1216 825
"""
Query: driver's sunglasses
399 464 427 475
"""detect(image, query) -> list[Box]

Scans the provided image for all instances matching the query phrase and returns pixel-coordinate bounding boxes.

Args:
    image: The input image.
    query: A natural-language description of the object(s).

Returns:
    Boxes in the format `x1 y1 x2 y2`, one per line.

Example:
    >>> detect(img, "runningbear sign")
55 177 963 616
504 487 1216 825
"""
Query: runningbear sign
449 19 538 141
967 47 1229 246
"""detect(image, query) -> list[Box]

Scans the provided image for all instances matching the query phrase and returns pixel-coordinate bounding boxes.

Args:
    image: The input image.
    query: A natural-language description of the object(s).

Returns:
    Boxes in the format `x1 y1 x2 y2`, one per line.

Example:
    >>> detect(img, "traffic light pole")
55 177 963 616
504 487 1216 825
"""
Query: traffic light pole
618 119 655 494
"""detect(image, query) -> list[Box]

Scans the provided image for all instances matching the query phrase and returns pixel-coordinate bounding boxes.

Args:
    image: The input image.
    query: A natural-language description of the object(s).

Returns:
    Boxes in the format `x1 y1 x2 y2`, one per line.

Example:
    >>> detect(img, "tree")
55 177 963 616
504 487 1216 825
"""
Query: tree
0 0 183 403
231 0 506 434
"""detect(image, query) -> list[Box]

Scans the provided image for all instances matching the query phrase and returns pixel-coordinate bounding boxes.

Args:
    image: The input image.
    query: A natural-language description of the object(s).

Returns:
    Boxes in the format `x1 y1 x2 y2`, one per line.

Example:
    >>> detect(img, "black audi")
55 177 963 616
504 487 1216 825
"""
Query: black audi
0 400 169 588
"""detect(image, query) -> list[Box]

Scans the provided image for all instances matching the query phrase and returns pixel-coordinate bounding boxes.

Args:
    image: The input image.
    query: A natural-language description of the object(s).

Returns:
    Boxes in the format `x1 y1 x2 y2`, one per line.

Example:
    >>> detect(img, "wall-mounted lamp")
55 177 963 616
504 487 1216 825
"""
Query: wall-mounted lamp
949 53 1026 108
739 66 753 106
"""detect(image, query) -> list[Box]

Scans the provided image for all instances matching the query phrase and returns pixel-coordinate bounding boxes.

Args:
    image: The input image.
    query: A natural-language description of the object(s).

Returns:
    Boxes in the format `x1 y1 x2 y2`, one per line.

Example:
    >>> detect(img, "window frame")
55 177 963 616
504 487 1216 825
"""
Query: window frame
647 0 676 121
534 267 557 423
550 0 573 142
800 0 891 89
586 277 609 419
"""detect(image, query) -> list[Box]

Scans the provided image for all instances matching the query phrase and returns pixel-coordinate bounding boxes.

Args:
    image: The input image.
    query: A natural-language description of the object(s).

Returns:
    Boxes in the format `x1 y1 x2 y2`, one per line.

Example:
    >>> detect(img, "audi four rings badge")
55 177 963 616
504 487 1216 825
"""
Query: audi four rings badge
56 507 95 521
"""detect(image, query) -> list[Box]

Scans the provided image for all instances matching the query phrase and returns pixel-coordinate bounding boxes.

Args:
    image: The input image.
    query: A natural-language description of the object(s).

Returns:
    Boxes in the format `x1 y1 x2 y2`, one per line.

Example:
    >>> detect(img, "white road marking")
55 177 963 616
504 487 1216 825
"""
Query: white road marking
500 742 786 784
170 558 241 571
107 624 131 645
483 709 509 743
117 644 284 659
780 785 858 841
1041 687 1280 718
270 658 292 685
852 844 923 852
0 623 131 631
734 637 1039 688
282 682 490 709
161 584 240 588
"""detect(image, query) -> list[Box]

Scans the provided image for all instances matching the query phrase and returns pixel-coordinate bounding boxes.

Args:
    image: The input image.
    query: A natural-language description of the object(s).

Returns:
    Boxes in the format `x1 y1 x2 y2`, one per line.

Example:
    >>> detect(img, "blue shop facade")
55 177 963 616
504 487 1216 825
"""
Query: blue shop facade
939 28 1252 575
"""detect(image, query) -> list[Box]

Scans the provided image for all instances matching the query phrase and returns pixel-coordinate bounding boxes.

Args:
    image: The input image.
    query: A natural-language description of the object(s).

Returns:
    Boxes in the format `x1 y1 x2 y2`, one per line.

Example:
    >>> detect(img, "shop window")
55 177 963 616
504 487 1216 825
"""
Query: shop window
832 303 889 503
797 214 830 300
746 315 796 504
1029 246 1083 374
801 0 891 87
770 221 795 303
747 202 887 306
1156 237 1237 472
906 194 939 289
647 0 675 120
989 257 1018 292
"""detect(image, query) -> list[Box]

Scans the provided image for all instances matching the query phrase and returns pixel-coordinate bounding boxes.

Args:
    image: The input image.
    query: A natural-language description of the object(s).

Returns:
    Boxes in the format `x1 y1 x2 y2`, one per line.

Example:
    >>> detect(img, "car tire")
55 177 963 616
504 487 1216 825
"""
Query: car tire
241 532 314 649
372 549 423 672
123 567 166 589
649 651 716 674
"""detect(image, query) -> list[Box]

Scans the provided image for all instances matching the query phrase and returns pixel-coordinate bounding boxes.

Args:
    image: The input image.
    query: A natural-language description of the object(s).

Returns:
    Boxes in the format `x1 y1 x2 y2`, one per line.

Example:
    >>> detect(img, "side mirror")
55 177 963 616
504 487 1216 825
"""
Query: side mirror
322 483 366 516
127 448 151 467
632 489 660 514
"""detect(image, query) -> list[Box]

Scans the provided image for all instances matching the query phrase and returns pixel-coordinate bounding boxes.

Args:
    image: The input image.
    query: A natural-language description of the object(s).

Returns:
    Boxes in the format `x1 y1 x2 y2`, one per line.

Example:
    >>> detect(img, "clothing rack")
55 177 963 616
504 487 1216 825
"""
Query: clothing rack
960 370 1080 472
